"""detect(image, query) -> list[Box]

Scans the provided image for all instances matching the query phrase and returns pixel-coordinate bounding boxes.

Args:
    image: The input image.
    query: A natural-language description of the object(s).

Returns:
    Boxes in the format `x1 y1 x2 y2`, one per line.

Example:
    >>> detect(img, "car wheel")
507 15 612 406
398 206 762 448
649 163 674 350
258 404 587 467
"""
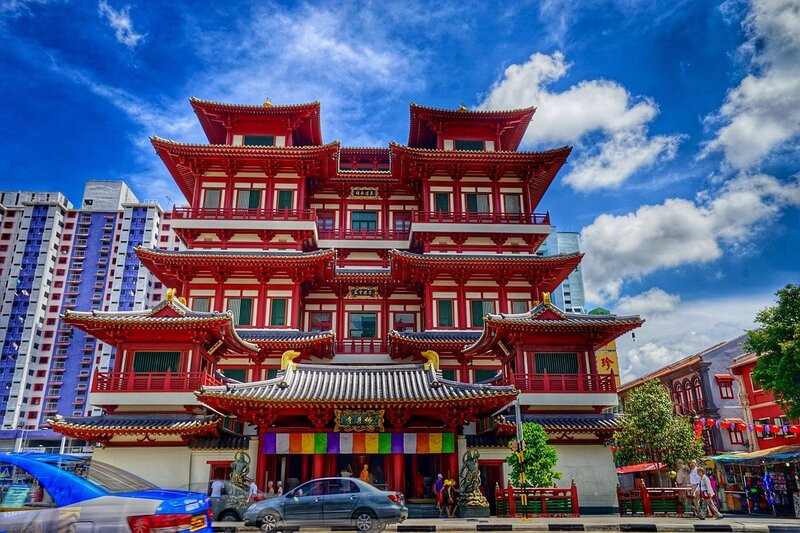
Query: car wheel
353 509 379 532
259 512 280 532
217 510 239 532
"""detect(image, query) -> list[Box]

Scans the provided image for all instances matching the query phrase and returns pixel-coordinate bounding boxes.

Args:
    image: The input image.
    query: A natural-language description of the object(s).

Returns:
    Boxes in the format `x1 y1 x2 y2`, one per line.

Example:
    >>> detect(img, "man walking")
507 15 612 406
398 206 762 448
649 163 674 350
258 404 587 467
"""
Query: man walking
688 459 701 516
697 468 723 520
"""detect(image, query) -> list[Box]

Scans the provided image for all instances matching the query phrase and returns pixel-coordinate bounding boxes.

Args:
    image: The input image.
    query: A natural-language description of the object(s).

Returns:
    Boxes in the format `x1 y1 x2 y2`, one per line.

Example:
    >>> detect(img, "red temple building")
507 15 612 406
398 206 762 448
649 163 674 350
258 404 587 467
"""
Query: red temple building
49 98 642 513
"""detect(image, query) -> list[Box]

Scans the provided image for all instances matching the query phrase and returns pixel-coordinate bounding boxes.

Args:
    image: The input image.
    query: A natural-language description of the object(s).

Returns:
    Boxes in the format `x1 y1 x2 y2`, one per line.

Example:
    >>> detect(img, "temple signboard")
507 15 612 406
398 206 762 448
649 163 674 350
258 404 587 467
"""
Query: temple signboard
347 286 379 299
349 187 380 199
334 409 384 432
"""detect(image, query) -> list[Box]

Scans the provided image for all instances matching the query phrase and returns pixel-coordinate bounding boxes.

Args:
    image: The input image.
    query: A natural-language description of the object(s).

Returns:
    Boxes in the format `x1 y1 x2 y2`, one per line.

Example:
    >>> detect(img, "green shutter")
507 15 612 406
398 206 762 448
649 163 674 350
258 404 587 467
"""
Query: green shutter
441 369 456 381
471 300 485 327
223 368 247 382
243 135 275 146
270 298 287 326
267 369 278 379
132 351 181 372
231 298 253 326
437 300 453 327
534 352 579 374
434 193 449 212
192 298 210 312
248 190 260 209
474 369 499 383
466 194 478 213
277 191 293 209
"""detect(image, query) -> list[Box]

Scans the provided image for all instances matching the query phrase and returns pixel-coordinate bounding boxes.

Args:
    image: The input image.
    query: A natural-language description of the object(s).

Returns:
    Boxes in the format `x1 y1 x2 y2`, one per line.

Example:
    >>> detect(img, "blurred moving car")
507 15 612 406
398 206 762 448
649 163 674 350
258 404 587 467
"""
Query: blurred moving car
243 477 407 532
208 480 250 522
0 453 212 532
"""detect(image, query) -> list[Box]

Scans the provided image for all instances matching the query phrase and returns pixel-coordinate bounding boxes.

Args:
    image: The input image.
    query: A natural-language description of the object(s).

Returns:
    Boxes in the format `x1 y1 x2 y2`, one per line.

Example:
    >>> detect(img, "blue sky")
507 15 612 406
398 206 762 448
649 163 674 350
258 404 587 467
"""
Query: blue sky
1 0 798 379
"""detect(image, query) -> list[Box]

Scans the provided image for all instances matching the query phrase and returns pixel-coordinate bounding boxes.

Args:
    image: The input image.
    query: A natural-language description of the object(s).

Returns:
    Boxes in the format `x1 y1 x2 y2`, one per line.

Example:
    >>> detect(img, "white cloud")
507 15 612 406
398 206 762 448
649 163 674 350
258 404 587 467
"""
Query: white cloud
702 0 800 169
97 0 144 48
581 173 800 301
616 292 771 381
479 51 683 190
616 288 680 316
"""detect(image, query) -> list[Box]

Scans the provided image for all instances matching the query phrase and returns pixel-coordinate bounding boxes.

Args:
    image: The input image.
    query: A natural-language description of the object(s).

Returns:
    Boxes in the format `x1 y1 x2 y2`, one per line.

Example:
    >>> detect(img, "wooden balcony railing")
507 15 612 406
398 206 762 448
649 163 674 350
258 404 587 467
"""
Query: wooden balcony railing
413 211 550 224
92 371 222 393
171 207 316 221
500 372 617 393
336 340 389 354
317 227 410 240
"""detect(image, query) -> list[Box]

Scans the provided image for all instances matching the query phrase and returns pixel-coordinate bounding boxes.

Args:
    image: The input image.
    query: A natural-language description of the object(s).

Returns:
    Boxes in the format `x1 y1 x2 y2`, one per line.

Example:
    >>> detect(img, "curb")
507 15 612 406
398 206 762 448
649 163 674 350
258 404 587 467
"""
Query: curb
386 525 799 533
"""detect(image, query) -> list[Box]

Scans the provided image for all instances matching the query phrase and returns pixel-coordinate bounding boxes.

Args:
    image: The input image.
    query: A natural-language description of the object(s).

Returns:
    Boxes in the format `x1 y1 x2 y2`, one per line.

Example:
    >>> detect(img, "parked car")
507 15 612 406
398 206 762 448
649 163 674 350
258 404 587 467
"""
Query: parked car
208 480 249 522
244 477 407 532
0 453 212 532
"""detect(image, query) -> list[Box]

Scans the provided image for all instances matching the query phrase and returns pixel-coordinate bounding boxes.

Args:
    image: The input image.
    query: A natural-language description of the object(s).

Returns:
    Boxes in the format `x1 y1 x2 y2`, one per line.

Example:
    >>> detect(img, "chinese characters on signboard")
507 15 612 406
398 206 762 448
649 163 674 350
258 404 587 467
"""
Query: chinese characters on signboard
334 409 385 432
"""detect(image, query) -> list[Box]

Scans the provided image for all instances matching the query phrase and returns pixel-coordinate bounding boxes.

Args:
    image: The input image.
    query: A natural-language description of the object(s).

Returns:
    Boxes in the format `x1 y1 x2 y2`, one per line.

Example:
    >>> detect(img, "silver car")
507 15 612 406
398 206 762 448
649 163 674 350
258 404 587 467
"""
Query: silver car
243 477 407 532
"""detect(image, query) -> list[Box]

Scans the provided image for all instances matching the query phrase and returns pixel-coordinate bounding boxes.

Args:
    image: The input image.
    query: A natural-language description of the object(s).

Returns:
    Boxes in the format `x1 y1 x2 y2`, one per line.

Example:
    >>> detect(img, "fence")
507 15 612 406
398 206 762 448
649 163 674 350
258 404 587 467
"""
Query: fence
617 479 689 516
495 480 580 517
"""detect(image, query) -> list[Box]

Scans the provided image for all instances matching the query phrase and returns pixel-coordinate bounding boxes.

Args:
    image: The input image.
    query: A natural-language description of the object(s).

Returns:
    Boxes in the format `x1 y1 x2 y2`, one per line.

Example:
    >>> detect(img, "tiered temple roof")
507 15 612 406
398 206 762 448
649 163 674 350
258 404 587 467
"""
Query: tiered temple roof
48 413 220 444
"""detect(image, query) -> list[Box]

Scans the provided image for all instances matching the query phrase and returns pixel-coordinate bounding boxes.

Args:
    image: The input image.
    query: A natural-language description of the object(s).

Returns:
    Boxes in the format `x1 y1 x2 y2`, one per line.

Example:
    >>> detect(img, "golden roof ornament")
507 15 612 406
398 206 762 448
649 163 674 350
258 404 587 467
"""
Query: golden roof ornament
177 296 187 306
165 288 176 302
263 98 272 108
280 349 301 370
421 349 440 371
542 292 551 305
458 103 467 113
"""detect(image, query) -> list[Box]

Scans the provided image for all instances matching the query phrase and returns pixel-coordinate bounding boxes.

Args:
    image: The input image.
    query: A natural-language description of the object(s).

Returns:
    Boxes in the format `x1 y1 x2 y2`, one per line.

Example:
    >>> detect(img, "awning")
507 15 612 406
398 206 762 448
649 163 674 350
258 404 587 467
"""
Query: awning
616 462 666 474
712 445 800 464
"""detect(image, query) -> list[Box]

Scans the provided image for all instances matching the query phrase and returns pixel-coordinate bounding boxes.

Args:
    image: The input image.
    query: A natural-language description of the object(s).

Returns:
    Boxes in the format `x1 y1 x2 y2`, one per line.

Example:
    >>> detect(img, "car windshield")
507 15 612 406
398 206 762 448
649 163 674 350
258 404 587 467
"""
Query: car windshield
42 457 157 493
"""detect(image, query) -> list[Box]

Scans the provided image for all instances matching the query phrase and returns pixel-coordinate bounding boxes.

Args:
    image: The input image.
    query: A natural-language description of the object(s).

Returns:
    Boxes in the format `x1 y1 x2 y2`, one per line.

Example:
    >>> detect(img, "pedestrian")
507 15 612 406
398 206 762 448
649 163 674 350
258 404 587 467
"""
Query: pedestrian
341 464 353 478
697 468 723 520
276 480 283 496
689 459 701 516
443 479 458 518
675 461 692 516
210 479 225 498
360 464 371 483
434 473 445 516
247 478 258 505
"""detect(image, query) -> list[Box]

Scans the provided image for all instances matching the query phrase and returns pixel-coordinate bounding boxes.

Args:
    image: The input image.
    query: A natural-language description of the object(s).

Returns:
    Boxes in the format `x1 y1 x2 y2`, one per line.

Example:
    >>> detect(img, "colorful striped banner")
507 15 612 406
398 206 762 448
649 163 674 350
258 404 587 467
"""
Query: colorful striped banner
262 432 456 455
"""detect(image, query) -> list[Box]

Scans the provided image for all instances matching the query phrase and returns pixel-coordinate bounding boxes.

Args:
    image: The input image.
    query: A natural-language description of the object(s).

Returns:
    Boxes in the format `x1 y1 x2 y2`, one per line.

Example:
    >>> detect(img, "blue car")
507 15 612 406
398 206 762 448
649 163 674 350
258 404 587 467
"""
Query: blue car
0 453 212 532
244 477 408 532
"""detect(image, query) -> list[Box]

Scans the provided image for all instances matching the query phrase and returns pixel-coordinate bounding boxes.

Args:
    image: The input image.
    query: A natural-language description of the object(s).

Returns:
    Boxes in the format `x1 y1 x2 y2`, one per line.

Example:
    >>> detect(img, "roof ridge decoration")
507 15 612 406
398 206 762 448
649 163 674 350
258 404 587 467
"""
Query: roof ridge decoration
389 140 571 157
409 102 537 117
150 136 340 151
189 96 322 111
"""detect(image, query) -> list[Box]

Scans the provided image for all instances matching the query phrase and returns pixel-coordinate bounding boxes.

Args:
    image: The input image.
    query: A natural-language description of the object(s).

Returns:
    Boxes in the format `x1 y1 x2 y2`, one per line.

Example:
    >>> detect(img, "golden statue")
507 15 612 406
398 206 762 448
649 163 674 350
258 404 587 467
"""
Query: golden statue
421 350 440 371
165 288 177 302
542 292 551 305
280 350 301 370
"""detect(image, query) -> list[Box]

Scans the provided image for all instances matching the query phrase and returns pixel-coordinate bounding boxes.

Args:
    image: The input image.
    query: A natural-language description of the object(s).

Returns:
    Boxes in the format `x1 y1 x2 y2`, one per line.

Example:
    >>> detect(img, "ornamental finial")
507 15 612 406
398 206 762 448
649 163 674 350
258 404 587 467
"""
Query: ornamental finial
263 98 272 108
421 350 440 371
166 288 176 302
177 296 187 306
458 103 467 112
280 350 301 370
543 292 551 305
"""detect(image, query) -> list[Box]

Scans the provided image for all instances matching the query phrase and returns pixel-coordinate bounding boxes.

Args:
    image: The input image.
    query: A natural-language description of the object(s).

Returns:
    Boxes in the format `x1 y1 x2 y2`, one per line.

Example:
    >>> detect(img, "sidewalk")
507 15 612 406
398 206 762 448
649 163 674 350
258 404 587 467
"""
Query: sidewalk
214 515 800 532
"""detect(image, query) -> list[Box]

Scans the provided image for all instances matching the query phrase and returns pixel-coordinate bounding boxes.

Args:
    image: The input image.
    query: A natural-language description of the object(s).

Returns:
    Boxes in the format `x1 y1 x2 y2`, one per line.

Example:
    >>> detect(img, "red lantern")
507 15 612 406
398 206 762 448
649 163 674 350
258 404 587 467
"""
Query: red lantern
720 421 730 429
790 426 798 434
737 423 747 431
771 425 781 434
755 425 764 432
706 419 716 427
610 446 617 452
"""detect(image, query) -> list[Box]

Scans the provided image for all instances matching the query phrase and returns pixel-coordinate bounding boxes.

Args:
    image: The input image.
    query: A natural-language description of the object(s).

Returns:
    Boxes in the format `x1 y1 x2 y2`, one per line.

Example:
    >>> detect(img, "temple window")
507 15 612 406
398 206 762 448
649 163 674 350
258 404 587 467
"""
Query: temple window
310 312 332 332
465 194 490 213
511 300 529 314
228 298 253 326
222 368 247 382
453 140 486 151
434 193 449 212
270 298 287 326
266 368 279 379
437 300 454 327
243 135 275 146
729 428 744 444
393 313 415 332
393 213 411 232
191 297 210 312
203 189 221 209
474 369 499 383
317 211 335 230
504 194 522 214
470 300 494 327
132 351 180 373
349 312 377 338
277 190 293 210
533 352 579 374
236 189 261 209
441 369 456 381
351 211 377 231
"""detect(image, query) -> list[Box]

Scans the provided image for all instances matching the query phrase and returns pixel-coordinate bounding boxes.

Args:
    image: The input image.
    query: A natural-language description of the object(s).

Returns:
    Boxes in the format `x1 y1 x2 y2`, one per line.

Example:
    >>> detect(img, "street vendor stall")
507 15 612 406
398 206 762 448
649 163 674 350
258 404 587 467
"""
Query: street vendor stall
711 445 800 518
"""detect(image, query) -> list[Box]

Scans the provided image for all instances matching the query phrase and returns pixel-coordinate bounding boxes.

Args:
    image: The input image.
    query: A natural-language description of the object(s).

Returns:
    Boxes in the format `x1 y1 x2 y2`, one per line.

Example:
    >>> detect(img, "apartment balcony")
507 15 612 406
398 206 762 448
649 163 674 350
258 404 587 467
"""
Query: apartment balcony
90 371 222 408
316 227 410 249
499 372 618 408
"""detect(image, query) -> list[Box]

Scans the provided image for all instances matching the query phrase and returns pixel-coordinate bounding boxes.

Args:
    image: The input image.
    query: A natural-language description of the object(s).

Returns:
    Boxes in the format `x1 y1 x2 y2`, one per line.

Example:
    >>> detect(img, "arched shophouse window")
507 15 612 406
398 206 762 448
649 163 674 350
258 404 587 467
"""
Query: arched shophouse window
674 382 684 414
682 379 693 413
692 377 703 412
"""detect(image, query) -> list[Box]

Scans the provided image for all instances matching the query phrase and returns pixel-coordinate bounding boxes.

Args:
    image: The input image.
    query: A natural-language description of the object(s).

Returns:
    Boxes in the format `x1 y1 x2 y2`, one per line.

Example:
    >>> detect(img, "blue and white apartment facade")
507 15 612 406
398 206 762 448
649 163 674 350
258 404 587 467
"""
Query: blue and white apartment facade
0 181 180 451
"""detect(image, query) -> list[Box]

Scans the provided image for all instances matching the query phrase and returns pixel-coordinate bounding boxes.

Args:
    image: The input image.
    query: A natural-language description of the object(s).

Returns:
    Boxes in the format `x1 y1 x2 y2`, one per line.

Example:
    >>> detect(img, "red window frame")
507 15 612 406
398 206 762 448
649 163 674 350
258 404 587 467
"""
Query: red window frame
729 428 744 444
310 311 332 332
393 312 415 332
717 380 734 399
317 211 335 231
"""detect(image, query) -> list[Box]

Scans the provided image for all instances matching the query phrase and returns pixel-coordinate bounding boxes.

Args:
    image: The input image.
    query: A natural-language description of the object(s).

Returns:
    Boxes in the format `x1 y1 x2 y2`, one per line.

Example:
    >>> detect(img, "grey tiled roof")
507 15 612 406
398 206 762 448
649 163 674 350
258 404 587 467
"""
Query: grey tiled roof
237 329 334 342
390 330 482 343
520 413 622 431
198 363 516 405
49 413 218 431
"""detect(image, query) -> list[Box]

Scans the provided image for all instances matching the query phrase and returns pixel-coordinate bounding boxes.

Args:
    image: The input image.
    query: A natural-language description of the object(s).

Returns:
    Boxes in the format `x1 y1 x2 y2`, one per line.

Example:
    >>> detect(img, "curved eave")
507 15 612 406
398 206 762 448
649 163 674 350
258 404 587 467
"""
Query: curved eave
389 330 478 347
390 141 570 162
48 419 219 439
135 246 336 268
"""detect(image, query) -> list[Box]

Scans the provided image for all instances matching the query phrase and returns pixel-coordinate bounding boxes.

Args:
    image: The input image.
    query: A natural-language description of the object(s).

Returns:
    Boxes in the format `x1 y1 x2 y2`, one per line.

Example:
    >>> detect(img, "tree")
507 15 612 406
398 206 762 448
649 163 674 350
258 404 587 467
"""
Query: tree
614 379 704 478
506 422 561 487
744 283 800 418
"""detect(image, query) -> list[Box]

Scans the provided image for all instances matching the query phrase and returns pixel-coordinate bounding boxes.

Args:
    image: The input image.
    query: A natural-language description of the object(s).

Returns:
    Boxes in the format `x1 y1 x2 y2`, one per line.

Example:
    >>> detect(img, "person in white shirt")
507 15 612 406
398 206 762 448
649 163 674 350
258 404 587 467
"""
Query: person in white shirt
276 480 283 496
210 479 225 498
697 468 723 519
688 460 701 515
247 479 258 504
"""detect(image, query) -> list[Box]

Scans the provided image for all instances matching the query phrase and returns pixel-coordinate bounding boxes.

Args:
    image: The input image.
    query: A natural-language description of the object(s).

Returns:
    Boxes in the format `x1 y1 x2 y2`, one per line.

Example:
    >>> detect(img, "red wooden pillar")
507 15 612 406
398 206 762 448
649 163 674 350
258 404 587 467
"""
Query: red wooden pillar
224 181 234 210
312 454 325 479
522 178 532 215
290 283 301 329
256 428 267 489
424 283 433 330
392 453 404 493
498 279 508 314
448 452 459 481
256 284 266 328
453 179 462 214
301 455 311 482
588 347 598 375
491 179 501 215
571 479 580 516
457 281 467 329
214 283 225 313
